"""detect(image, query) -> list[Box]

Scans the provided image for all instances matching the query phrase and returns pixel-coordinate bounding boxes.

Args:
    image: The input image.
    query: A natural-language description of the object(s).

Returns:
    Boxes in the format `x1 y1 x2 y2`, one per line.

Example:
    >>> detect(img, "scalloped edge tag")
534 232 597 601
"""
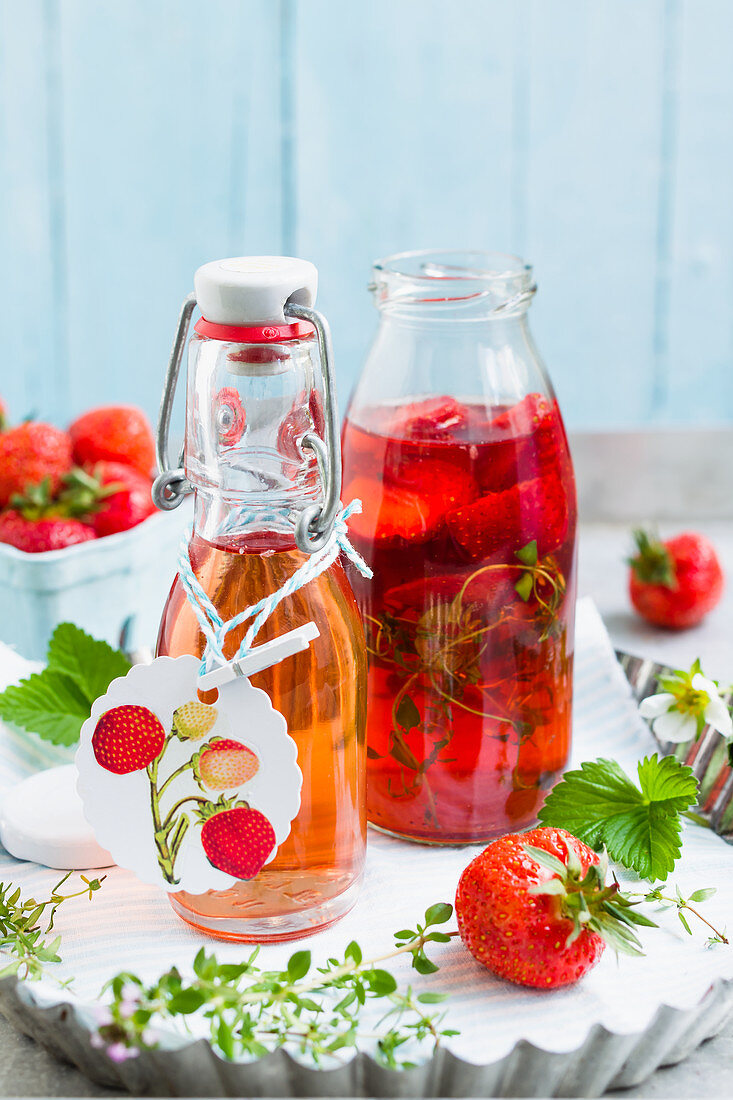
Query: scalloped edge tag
75 653 304 895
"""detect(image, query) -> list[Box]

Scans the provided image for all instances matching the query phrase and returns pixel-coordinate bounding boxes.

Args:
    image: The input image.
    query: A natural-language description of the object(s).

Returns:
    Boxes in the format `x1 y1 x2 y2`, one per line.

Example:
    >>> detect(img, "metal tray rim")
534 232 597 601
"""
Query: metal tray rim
1 966 731 1097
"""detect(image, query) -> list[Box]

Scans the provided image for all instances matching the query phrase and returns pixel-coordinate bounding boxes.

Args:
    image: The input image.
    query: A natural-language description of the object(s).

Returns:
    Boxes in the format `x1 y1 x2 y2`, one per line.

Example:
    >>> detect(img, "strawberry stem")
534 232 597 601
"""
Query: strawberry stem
147 756 179 884
162 795 208 830
157 759 196 799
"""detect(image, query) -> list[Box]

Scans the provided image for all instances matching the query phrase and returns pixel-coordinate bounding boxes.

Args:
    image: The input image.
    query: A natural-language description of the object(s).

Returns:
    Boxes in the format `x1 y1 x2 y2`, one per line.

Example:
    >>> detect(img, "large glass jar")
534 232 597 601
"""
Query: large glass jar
342 250 577 844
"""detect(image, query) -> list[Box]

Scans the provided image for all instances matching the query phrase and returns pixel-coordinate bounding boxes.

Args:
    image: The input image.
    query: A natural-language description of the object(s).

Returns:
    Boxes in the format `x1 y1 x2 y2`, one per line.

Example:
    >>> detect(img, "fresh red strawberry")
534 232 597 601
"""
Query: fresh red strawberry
92 704 166 774
455 827 645 989
197 739 259 790
200 805 276 878
446 475 569 561
60 462 155 536
69 405 155 475
90 462 155 536
0 422 73 505
214 388 246 445
628 529 724 629
0 509 95 552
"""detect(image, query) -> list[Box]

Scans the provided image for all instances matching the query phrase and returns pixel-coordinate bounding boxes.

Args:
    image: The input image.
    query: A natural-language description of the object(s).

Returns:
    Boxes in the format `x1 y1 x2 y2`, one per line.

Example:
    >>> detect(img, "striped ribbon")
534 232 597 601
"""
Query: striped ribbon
176 500 373 675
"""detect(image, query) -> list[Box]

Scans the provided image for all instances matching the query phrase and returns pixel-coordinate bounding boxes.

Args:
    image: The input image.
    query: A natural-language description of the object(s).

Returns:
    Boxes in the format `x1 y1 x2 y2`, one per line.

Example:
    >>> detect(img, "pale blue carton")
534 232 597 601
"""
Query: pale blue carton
0 508 191 661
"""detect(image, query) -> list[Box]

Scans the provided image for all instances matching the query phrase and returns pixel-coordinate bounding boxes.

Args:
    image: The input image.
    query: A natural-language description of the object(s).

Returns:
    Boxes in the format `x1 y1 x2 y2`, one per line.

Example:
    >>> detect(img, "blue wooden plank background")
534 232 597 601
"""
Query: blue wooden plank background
1 0 732 431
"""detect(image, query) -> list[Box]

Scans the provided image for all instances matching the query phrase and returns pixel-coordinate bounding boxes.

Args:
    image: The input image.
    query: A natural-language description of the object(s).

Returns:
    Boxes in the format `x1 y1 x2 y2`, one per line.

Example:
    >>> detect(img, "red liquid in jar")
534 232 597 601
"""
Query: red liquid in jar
342 393 577 843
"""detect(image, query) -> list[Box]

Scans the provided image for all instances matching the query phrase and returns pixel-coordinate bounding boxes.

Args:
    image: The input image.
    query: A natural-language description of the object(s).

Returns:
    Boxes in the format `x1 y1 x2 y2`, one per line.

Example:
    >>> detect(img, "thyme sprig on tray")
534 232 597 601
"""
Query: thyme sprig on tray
96 902 459 1067
0 872 105 982
631 885 728 945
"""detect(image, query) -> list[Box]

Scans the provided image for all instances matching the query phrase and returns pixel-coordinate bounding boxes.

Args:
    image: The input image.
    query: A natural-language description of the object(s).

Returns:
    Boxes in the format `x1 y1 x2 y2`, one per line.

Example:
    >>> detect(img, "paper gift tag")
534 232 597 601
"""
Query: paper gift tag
76 628 316 894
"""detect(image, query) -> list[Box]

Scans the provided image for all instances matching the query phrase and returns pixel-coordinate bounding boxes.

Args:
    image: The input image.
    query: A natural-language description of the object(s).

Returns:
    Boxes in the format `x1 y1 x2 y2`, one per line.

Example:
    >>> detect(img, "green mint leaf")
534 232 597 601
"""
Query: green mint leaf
515 539 538 566
0 670 90 745
46 622 131 706
538 755 698 881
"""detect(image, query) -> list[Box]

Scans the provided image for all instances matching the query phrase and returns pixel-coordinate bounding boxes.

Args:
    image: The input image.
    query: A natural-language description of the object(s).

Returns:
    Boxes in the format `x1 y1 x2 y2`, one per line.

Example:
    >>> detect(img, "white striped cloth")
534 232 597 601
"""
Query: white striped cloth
1 597 732 1062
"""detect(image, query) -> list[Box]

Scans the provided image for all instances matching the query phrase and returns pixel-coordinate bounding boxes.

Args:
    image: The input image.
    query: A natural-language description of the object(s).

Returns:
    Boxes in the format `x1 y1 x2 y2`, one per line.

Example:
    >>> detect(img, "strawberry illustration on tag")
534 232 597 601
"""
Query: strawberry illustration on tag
76 627 316 894
199 804 276 879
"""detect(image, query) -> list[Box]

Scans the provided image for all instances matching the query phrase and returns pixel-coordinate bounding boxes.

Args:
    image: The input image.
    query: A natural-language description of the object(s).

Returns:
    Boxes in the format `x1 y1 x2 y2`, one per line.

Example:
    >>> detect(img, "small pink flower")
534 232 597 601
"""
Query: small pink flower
106 1042 139 1064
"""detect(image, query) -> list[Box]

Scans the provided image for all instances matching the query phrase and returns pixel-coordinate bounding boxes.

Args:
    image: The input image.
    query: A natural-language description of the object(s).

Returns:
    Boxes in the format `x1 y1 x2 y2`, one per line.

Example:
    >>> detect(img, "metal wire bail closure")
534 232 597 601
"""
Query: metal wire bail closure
153 294 342 554
153 293 196 511
284 301 342 554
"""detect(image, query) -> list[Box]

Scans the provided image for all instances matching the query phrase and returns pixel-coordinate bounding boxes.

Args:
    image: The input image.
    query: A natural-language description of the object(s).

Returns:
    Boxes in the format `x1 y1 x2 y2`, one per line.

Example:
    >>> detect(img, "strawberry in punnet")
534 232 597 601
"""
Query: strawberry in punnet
0 422 73 505
69 405 155 475
628 528 724 630
455 827 650 989
0 479 95 552
0 508 95 552
92 704 166 774
200 805 276 879
196 739 259 790
446 475 569 561
171 700 218 741
61 462 155 536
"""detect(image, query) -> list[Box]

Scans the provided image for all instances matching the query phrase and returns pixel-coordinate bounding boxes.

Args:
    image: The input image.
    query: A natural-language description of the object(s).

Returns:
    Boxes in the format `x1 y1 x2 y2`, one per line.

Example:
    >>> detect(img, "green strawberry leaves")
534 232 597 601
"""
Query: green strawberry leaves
0 671 90 746
628 528 676 588
0 622 131 745
46 622 131 706
538 755 699 881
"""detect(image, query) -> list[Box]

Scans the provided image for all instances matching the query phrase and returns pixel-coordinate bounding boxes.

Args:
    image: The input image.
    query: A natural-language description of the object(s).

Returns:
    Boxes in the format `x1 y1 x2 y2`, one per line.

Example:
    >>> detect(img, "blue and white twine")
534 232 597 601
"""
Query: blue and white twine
176 500 373 675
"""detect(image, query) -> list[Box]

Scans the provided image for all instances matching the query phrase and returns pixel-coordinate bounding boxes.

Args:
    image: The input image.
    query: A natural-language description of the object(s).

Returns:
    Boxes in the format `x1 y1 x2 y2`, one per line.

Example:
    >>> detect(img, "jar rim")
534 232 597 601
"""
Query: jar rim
370 249 536 319
373 248 531 282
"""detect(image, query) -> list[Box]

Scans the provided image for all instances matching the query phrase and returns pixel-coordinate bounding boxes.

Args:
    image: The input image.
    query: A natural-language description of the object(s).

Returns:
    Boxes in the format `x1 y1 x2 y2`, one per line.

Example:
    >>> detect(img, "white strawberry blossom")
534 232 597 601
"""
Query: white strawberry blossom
640 660 733 744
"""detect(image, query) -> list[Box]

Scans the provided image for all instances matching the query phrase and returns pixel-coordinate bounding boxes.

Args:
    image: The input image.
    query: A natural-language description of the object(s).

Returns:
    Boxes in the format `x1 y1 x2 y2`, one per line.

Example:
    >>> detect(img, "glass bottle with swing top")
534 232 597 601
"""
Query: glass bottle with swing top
154 257 367 942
